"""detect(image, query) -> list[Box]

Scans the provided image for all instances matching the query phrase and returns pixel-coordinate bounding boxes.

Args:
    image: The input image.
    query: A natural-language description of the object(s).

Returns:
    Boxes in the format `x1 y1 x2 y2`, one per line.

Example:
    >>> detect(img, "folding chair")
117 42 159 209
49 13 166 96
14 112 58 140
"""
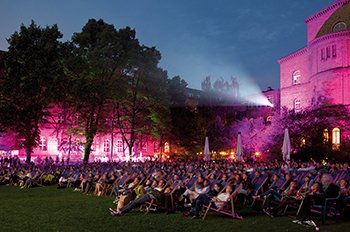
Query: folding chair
201 185 243 220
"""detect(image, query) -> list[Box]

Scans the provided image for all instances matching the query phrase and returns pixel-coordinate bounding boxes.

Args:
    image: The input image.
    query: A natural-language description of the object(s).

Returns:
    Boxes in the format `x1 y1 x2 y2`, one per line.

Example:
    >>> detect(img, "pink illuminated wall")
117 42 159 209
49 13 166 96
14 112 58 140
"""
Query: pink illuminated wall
278 0 350 111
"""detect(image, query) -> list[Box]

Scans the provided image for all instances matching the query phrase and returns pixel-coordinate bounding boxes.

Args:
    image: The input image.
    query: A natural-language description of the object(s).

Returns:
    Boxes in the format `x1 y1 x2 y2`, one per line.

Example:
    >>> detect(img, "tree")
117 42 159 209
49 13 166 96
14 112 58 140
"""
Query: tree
115 45 170 161
231 117 267 160
0 21 65 163
66 19 130 163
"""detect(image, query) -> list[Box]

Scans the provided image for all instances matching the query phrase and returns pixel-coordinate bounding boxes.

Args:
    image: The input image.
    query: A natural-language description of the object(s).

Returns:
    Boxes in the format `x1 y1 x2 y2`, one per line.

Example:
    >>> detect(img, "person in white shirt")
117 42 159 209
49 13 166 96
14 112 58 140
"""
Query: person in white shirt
185 184 234 219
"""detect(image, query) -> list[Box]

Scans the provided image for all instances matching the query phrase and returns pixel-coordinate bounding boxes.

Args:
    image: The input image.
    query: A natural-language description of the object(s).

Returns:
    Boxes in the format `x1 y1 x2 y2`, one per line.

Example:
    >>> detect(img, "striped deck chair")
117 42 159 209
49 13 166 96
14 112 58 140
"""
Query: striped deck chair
201 184 243 220
109 174 131 197
143 181 181 215
260 178 287 207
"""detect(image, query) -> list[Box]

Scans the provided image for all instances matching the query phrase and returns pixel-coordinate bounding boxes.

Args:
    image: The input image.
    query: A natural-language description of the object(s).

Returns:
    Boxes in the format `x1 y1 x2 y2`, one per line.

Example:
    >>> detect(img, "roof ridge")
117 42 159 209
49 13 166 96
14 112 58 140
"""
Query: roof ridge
304 0 350 24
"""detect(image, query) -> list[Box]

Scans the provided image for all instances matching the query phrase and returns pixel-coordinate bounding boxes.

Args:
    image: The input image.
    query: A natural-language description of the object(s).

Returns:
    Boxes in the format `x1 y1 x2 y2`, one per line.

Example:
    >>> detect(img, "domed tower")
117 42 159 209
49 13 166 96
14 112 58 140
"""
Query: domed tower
278 0 350 111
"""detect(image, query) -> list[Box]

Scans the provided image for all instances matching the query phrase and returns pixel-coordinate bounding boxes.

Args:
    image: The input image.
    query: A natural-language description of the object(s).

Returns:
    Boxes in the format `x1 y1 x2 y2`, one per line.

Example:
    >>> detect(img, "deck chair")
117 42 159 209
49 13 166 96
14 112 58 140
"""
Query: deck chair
110 174 131 197
239 177 267 206
143 181 181 215
101 177 120 196
260 178 287 207
201 185 243 220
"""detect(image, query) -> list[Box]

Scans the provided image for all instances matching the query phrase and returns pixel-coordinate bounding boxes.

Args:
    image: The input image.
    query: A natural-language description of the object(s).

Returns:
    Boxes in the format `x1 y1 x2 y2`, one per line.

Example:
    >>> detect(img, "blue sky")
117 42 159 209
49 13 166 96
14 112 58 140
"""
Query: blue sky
0 0 337 96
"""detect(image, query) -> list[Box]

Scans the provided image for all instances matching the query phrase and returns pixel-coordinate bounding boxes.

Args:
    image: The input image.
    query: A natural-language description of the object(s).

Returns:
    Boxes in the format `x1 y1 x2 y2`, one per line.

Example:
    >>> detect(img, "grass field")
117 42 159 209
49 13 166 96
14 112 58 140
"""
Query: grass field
0 185 349 232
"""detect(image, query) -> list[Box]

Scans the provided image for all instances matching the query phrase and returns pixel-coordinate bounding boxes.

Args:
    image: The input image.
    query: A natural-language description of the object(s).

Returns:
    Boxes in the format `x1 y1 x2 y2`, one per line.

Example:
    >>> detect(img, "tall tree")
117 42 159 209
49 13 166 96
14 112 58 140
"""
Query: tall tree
66 19 130 163
0 21 65 163
116 45 170 161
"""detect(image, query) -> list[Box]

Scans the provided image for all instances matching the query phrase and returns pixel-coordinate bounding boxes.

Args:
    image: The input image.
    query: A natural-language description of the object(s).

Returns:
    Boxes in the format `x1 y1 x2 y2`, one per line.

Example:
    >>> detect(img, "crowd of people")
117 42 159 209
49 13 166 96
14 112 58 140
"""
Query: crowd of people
1 158 350 227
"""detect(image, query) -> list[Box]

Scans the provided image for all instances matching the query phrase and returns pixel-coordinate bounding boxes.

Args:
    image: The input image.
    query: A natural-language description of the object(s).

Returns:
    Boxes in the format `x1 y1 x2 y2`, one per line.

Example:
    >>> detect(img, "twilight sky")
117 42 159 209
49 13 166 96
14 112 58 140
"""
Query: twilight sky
0 0 337 96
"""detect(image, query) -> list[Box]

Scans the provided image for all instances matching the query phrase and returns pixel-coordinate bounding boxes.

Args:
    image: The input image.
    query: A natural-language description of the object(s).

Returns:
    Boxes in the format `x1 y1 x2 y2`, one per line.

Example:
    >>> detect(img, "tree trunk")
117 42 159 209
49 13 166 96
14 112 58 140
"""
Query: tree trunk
26 151 31 164
83 139 93 164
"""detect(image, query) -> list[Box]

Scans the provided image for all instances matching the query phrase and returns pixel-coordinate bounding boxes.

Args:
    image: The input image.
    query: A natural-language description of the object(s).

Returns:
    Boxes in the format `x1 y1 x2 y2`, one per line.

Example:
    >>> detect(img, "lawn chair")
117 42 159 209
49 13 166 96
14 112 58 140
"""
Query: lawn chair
243 177 267 206
143 181 181 215
311 189 341 225
201 185 243 220
260 178 287 207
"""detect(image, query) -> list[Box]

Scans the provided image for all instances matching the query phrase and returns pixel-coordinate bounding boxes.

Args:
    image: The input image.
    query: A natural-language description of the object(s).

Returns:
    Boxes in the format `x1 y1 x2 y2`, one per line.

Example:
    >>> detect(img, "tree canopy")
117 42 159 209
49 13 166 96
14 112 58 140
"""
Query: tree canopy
0 21 65 163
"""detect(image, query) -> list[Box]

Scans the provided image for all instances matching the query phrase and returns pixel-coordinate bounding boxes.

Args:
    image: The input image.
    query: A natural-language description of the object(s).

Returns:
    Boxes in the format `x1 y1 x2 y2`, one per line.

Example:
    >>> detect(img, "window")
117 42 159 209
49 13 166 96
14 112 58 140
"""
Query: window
103 139 110 152
326 47 330 58
142 144 147 152
333 22 346 32
332 128 340 150
154 142 159 153
74 114 80 125
267 96 274 106
293 70 300 85
323 129 329 144
39 137 47 151
164 142 170 153
332 45 336 57
294 99 301 113
321 49 325 60
58 114 64 124
117 140 122 152
266 116 272 122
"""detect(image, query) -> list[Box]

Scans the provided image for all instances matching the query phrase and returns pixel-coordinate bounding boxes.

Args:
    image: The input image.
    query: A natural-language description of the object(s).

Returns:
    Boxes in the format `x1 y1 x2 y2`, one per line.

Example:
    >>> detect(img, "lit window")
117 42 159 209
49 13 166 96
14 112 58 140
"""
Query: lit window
332 45 336 57
39 137 47 151
103 139 110 152
117 140 122 152
164 142 170 153
332 128 340 150
293 70 300 85
323 129 329 143
154 142 159 153
266 116 272 122
294 99 301 113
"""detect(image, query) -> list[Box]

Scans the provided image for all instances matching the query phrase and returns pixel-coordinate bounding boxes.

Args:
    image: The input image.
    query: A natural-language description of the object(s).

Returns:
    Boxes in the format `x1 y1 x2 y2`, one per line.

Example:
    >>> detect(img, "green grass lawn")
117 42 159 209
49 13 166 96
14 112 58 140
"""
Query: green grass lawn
0 185 349 232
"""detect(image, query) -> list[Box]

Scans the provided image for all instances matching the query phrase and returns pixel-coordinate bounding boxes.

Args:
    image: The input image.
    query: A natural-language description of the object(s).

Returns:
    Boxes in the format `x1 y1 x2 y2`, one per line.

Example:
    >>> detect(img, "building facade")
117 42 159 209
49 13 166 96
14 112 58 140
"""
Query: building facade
278 0 350 112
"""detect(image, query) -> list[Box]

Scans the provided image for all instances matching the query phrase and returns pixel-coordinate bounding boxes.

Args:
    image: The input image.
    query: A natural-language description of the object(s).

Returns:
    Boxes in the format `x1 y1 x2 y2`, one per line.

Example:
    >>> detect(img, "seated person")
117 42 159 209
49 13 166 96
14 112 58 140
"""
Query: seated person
264 181 320 218
237 172 252 195
339 179 349 196
95 173 109 195
293 173 339 227
109 179 166 216
254 180 299 210
180 175 207 203
185 184 235 219
183 182 223 217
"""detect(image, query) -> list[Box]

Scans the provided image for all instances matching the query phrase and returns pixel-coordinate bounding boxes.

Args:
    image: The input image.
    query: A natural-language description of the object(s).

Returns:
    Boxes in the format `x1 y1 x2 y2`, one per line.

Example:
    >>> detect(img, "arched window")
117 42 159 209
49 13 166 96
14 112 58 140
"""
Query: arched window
164 142 170 153
103 139 110 152
293 70 300 85
333 22 346 32
154 142 159 153
142 144 147 152
294 99 301 113
323 129 329 143
332 128 340 150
